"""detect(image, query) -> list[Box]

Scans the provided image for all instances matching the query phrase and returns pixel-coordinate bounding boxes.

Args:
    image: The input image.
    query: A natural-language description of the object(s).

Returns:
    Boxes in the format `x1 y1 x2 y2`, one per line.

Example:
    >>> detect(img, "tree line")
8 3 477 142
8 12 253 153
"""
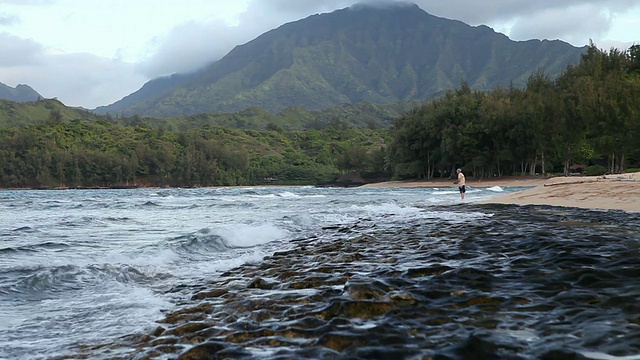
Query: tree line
1 44 638 189
0 119 390 188
388 43 640 179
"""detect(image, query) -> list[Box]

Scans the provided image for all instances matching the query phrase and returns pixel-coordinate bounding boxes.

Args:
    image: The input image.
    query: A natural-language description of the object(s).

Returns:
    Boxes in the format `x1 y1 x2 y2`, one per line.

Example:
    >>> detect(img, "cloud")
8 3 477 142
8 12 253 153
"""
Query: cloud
0 13 19 25
0 0 55 5
35 53 146 108
136 20 254 78
507 4 612 46
411 0 637 23
0 32 43 66
0 36 146 108
136 0 356 78
244 0 354 16
411 0 639 47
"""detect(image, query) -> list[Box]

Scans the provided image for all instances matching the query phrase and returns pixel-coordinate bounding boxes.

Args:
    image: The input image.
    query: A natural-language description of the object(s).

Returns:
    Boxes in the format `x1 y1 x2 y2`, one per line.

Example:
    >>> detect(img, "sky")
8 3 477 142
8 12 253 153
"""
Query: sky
1 0 639 109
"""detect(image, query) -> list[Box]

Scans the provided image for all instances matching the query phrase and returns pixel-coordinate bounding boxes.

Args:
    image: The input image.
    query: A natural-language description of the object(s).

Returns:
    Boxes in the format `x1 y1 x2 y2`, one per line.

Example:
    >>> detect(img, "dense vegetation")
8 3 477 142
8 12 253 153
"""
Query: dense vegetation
0 119 390 188
0 44 637 189
1 99 416 131
388 44 640 179
0 99 103 128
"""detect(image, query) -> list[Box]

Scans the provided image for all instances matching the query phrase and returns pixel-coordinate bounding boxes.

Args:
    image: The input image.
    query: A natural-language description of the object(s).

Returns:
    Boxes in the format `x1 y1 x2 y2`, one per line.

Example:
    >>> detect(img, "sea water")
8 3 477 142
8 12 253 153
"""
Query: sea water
1 185 638 359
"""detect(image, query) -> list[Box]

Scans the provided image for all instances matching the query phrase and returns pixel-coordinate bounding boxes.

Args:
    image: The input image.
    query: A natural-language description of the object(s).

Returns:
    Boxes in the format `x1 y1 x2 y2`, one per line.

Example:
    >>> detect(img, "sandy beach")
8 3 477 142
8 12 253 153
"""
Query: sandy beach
362 173 640 212
360 175 548 189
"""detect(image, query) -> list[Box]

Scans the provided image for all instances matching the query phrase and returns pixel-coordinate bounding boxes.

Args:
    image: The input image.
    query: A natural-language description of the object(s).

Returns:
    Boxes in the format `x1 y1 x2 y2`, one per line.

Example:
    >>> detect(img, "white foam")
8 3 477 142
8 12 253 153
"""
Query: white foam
431 190 459 195
348 202 424 218
580 352 640 360
188 250 267 275
278 191 325 199
214 223 289 248
117 248 180 267
487 186 504 192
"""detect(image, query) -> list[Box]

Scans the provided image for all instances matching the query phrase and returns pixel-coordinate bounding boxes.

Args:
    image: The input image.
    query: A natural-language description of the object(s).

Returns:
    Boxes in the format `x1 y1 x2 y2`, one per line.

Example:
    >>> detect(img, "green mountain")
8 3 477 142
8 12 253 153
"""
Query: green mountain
150 100 421 131
0 96 416 130
0 82 42 102
0 99 103 128
97 2 587 118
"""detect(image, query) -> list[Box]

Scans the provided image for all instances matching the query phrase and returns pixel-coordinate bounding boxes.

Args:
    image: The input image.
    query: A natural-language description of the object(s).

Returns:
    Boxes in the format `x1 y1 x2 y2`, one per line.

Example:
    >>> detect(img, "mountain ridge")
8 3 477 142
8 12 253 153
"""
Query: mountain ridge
0 82 42 102
95 3 587 117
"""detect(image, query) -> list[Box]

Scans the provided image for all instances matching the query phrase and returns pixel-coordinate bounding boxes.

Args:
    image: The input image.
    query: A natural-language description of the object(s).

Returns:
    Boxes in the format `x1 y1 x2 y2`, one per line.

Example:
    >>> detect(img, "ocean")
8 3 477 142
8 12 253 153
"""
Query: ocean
1 186 639 359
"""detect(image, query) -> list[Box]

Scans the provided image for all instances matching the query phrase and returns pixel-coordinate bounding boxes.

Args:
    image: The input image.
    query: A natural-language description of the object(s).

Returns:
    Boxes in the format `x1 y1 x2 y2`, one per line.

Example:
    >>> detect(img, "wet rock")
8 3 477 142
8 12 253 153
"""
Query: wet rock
177 341 227 360
343 301 395 318
344 281 387 300
84 205 640 359
314 332 368 352
388 291 418 305
149 336 179 347
143 344 187 358
287 275 343 289
439 332 524 360
190 288 228 300
248 308 273 322
161 303 214 325
406 265 454 278
165 322 213 337
284 315 326 329
453 295 504 310
247 277 276 289
224 329 276 343
313 299 395 320
351 346 429 360
539 349 589 360
152 326 166 337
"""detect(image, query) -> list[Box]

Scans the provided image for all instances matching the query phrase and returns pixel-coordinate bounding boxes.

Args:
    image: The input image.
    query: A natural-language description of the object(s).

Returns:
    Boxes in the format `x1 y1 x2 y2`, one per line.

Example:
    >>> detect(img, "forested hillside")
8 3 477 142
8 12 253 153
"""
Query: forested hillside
0 120 390 188
389 44 640 179
0 99 102 128
1 99 418 130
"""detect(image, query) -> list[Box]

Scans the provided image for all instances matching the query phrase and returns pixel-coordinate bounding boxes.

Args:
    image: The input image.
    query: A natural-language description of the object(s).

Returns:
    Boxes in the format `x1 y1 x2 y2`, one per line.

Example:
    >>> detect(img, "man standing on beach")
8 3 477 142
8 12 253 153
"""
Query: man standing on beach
454 168 466 200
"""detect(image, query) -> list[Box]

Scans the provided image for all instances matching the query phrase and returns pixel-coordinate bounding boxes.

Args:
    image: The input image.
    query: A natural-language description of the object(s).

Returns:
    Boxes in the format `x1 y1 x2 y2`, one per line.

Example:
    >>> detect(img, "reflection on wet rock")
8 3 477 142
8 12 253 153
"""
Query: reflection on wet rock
81 205 640 359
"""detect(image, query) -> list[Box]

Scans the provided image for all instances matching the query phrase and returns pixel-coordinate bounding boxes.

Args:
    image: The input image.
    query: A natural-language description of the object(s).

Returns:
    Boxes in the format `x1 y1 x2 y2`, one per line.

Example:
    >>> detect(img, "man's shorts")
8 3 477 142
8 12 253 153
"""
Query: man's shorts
459 185 466 193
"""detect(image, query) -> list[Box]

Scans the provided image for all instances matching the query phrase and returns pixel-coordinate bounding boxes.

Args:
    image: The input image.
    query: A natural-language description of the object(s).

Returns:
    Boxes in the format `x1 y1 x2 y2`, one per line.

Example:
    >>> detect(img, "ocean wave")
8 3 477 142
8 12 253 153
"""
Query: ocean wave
58 216 107 228
219 191 326 202
170 223 289 255
104 216 137 223
2 263 174 296
0 241 70 255
277 191 326 199
215 223 290 248
12 226 35 232
172 230 233 254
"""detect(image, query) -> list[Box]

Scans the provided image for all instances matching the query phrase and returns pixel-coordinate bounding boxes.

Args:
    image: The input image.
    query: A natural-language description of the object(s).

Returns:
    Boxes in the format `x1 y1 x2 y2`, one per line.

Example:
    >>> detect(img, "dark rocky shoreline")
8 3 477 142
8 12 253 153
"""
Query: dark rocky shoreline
69 205 640 360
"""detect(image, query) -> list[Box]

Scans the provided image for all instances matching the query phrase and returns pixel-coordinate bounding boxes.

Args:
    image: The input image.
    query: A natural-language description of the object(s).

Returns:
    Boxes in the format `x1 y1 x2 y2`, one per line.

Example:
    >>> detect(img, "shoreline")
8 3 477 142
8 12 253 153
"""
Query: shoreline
360 175 548 188
0 175 552 191
3 173 639 213
363 173 640 213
